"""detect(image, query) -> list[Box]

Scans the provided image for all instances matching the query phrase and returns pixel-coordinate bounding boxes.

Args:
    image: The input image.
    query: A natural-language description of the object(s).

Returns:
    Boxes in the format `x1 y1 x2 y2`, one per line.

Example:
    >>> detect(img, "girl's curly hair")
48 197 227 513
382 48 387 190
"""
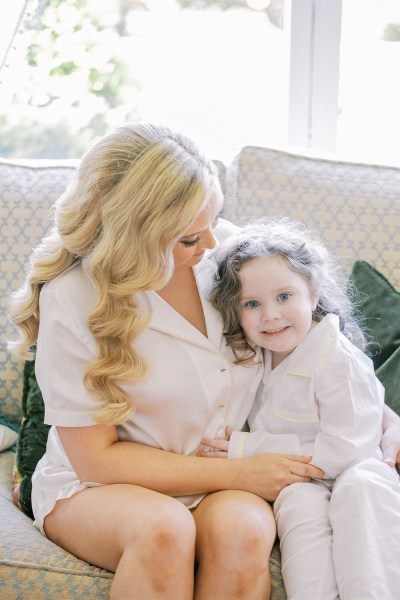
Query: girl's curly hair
210 217 366 364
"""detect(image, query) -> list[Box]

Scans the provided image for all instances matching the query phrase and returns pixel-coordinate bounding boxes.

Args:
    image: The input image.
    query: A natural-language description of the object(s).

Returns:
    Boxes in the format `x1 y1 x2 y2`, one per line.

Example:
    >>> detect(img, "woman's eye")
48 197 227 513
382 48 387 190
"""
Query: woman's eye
245 300 260 309
179 236 201 248
278 293 291 302
212 210 223 227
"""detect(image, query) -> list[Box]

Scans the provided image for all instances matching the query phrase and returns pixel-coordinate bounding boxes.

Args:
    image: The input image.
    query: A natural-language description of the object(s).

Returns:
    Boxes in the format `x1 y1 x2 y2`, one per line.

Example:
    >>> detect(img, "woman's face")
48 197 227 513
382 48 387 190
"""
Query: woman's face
172 193 223 269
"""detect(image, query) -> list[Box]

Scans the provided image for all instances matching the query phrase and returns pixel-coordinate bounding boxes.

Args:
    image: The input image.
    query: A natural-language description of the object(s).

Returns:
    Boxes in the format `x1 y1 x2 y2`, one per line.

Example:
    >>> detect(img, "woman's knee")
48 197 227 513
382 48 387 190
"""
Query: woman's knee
124 494 196 560
194 491 276 560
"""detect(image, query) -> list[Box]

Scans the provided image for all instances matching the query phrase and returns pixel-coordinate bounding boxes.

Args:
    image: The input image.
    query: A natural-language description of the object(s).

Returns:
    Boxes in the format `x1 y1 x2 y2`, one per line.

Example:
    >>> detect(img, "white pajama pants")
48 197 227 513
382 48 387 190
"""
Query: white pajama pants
273 458 400 600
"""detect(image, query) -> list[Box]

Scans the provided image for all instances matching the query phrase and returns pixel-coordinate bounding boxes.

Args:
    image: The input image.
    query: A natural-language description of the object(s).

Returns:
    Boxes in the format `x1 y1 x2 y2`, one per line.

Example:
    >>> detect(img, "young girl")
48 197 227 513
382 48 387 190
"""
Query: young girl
200 217 400 599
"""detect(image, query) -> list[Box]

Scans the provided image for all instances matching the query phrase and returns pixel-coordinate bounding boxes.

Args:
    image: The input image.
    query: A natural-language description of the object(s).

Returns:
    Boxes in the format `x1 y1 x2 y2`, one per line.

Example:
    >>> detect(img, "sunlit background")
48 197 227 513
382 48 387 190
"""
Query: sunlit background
0 0 399 166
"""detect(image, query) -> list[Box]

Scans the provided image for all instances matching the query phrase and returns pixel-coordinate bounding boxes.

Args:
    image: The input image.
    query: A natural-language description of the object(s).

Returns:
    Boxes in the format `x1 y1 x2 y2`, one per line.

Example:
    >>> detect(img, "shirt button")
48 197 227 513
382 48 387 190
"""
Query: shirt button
218 404 225 411
220 368 227 375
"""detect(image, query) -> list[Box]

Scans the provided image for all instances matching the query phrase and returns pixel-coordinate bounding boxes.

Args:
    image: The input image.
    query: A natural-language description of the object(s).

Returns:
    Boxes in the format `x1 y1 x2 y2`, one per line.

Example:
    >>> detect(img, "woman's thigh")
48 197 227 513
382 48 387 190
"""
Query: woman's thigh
44 483 196 573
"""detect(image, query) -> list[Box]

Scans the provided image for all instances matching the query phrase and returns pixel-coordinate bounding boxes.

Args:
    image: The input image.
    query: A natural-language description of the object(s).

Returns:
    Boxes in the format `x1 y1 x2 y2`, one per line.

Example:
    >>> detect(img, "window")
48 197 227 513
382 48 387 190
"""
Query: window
0 0 290 161
337 0 400 166
1 0 399 166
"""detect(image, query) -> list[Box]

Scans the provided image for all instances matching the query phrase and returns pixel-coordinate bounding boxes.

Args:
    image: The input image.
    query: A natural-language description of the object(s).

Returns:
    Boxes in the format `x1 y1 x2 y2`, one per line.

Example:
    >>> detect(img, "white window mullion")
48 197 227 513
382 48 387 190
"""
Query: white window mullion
288 0 342 152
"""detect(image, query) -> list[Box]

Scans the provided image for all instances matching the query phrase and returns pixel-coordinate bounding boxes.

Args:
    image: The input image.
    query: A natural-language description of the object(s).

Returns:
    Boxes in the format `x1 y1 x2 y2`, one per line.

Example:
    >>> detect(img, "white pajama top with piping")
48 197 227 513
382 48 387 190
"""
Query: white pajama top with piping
31 220 263 534
228 314 384 478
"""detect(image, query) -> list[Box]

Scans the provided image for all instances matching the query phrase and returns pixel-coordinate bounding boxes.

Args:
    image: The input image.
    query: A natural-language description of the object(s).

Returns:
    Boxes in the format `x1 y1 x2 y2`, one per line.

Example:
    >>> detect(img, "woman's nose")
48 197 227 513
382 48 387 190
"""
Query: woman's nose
201 227 218 250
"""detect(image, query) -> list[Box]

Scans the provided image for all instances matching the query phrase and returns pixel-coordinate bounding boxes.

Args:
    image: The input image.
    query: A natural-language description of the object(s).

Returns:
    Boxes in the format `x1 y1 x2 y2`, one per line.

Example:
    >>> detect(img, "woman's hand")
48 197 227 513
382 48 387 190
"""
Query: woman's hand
238 453 325 502
197 425 324 500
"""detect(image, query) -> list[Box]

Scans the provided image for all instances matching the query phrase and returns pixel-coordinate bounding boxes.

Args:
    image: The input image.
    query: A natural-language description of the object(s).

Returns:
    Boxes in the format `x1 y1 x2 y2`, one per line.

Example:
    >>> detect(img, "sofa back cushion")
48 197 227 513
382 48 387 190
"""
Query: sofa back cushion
1 159 77 422
224 146 400 290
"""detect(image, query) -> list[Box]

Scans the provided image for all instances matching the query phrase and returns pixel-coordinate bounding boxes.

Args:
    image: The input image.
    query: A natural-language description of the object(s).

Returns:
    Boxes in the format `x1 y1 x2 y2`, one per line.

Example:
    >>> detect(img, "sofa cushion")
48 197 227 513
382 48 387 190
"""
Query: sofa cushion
224 146 400 290
0 415 19 451
351 260 400 414
0 159 77 423
0 451 113 599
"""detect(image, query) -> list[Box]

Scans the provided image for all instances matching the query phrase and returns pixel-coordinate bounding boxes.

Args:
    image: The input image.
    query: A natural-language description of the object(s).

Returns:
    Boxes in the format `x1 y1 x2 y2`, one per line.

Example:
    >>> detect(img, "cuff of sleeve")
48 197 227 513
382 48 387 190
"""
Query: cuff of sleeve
228 431 249 458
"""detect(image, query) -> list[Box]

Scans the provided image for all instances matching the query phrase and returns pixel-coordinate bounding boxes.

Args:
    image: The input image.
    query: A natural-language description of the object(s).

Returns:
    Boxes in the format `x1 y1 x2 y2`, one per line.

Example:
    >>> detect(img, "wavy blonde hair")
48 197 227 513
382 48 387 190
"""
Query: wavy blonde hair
9 122 222 424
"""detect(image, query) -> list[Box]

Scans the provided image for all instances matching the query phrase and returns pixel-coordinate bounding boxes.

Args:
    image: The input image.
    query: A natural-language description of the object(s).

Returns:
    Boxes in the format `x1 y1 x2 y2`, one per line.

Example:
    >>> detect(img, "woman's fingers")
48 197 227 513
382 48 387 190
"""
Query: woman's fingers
282 454 325 480
240 453 326 501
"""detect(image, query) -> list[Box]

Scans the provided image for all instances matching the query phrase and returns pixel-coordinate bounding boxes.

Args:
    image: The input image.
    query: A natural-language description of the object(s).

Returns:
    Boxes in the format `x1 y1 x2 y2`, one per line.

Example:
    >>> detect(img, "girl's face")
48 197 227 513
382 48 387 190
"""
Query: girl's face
172 193 223 269
239 254 318 367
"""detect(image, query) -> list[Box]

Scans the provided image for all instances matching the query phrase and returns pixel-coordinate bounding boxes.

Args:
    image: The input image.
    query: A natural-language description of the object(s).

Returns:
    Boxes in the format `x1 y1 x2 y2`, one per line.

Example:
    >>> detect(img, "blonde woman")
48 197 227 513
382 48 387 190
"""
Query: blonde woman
8 123 321 599
8 123 400 600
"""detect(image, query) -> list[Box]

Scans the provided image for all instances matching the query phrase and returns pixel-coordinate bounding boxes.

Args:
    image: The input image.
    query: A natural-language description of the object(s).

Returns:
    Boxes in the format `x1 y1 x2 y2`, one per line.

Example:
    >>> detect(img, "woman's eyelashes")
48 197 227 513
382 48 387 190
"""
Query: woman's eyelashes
178 212 221 248
179 236 201 247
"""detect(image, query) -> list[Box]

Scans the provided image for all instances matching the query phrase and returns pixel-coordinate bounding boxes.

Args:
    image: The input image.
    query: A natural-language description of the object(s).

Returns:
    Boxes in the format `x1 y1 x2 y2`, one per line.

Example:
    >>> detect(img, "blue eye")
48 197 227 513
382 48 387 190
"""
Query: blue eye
179 236 201 248
245 300 260 309
278 293 291 302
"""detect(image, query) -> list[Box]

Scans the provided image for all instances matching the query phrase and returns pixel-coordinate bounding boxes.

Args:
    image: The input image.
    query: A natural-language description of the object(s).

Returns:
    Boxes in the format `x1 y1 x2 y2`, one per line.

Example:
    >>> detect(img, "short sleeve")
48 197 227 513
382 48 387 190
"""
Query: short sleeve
35 266 103 427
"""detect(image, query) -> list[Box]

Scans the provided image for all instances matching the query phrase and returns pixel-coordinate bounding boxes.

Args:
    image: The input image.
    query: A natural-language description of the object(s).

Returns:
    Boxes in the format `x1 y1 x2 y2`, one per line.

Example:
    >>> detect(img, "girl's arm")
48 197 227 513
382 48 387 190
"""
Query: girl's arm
199 427 302 458
381 404 400 466
57 424 324 502
311 350 384 478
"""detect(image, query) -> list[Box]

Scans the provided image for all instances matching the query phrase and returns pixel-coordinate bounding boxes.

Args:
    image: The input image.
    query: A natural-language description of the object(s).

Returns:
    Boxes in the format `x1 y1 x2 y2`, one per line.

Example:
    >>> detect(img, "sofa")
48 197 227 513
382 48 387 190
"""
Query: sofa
1 146 399 599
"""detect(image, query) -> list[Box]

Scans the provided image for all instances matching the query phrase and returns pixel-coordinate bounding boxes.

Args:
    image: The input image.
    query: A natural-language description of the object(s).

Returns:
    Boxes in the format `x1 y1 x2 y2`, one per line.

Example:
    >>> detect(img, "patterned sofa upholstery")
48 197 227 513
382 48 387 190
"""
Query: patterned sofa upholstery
1 148 399 599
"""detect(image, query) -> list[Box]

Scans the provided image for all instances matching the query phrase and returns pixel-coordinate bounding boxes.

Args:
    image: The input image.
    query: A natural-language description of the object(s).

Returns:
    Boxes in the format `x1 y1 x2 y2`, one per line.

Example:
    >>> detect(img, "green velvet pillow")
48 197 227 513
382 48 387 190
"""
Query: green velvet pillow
350 260 400 414
14 358 50 519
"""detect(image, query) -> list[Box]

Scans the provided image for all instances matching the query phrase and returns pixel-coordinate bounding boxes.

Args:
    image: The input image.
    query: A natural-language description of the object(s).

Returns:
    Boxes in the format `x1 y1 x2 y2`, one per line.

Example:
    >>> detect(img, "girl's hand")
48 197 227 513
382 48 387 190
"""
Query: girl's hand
197 426 233 458
381 424 400 468
197 437 229 458
381 405 400 468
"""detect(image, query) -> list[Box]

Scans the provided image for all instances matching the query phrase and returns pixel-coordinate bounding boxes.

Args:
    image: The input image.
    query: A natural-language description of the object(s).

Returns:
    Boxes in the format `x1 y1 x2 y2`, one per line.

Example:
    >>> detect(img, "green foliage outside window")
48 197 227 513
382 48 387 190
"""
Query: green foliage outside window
0 0 142 158
1 0 262 159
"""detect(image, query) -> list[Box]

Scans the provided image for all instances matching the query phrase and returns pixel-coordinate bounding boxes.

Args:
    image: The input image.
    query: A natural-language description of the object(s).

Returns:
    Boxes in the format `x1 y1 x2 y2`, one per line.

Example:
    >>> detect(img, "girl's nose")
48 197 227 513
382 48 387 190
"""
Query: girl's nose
261 303 281 321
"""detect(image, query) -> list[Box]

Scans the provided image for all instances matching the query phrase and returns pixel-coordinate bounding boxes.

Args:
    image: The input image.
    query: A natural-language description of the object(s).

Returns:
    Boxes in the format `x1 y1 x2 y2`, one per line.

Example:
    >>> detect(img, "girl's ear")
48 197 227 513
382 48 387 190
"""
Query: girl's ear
311 291 319 312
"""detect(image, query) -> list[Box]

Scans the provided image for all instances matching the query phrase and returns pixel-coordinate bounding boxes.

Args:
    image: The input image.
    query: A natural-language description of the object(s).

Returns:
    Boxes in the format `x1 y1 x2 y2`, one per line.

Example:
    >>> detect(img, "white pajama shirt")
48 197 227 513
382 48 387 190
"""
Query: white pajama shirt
31 220 263 533
228 314 384 477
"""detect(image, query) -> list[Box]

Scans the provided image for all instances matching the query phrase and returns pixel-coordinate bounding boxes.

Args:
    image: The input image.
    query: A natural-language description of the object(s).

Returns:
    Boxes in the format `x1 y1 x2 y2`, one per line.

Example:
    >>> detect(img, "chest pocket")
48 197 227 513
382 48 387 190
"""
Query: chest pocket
269 371 320 433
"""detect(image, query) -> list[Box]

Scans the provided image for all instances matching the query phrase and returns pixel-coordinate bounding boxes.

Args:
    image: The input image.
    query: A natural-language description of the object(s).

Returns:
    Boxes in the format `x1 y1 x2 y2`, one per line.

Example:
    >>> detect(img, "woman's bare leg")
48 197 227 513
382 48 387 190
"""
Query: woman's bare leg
192 490 276 600
44 484 196 600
